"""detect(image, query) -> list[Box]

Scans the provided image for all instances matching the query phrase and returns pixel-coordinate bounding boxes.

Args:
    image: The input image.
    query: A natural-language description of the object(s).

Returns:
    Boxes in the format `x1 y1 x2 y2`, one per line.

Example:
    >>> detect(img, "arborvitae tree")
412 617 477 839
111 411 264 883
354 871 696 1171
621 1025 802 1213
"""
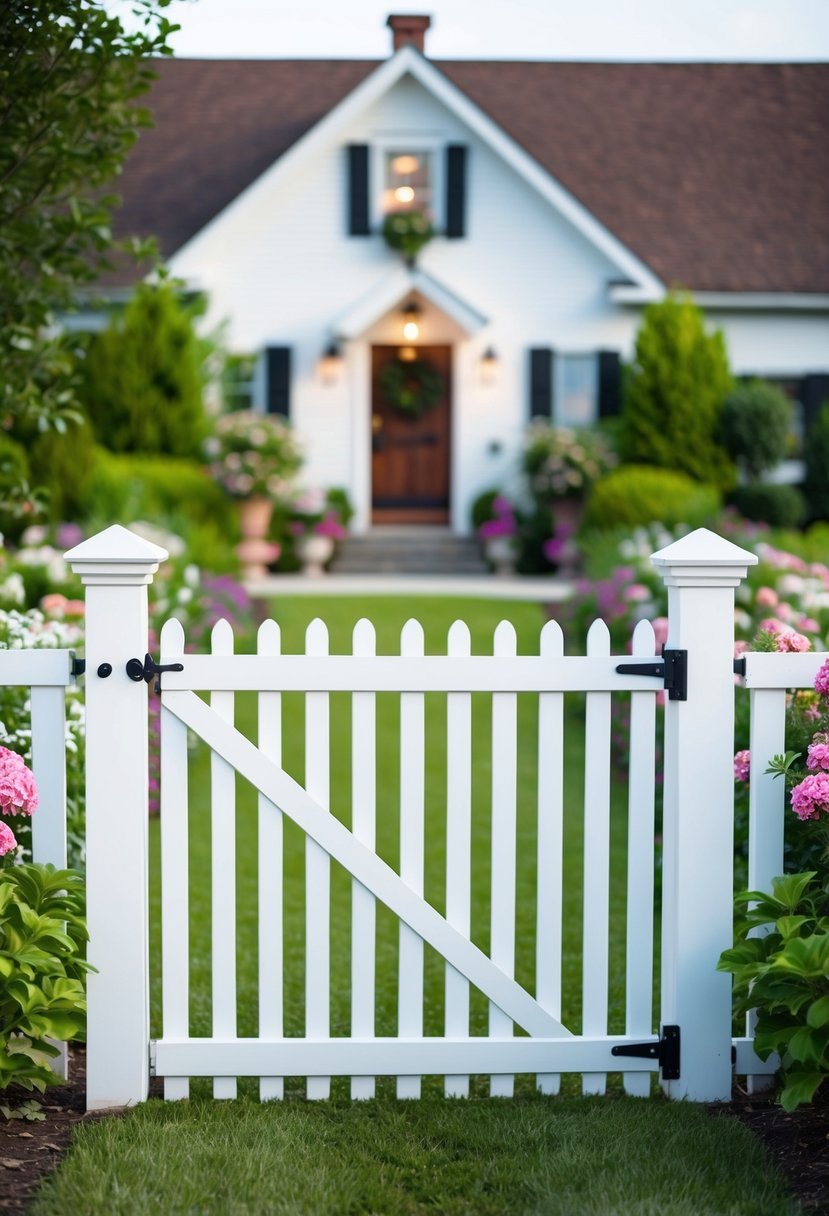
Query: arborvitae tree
81 282 209 460
620 293 736 490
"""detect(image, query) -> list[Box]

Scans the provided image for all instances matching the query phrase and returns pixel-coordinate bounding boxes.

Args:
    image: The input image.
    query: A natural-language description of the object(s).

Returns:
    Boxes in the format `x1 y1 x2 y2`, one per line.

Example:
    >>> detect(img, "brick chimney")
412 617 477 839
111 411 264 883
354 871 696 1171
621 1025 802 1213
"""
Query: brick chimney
387 14 431 54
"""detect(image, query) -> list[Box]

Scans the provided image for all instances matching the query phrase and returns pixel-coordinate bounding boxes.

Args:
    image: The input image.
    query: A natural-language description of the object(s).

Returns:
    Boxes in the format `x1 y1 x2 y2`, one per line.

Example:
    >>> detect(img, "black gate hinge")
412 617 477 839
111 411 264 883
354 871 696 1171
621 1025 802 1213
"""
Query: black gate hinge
615 649 687 701
126 653 184 693
611 1024 680 1080
70 656 86 679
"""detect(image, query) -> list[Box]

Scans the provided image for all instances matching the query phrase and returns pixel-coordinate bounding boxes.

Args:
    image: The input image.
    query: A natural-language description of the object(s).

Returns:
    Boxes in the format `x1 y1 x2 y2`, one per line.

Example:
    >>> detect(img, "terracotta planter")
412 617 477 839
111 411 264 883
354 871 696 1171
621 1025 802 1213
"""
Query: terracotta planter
236 496 279 580
297 533 334 577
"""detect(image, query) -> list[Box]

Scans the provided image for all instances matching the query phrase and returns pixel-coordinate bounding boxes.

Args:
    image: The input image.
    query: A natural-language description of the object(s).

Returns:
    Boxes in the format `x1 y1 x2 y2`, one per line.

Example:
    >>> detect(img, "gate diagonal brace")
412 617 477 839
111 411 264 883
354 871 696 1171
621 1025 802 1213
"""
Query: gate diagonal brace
615 649 687 701
611 1025 680 1081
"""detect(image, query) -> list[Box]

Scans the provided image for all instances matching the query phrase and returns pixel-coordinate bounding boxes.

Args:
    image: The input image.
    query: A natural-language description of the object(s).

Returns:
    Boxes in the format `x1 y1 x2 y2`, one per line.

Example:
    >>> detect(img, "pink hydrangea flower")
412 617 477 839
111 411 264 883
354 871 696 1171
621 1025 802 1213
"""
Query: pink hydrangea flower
806 735 829 771
755 586 778 608
776 630 811 653
0 821 17 856
733 750 751 783
759 617 785 634
790 772 829 821
815 659 829 698
0 747 38 816
652 617 670 649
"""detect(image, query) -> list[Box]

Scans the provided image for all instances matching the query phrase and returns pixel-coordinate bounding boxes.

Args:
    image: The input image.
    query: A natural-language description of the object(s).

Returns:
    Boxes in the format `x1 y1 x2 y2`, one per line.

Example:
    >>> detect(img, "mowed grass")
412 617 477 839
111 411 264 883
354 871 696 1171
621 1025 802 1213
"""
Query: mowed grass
32 596 797 1216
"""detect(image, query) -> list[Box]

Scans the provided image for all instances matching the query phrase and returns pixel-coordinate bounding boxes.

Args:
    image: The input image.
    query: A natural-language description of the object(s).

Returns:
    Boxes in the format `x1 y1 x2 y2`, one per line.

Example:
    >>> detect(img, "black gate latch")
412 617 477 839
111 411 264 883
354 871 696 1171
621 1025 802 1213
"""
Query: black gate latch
126 653 184 693
611 1024 680 1080
615 648 687 701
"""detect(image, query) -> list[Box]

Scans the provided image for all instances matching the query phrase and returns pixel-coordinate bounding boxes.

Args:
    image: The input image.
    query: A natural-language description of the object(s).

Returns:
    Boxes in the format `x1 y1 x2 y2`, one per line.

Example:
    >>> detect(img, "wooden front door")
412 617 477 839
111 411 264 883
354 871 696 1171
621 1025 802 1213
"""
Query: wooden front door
371 345 451 525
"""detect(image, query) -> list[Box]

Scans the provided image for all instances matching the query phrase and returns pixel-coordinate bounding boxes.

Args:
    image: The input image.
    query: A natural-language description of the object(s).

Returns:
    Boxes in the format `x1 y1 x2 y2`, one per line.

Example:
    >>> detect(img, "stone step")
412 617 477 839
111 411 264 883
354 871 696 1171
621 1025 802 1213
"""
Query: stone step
331 529 489 576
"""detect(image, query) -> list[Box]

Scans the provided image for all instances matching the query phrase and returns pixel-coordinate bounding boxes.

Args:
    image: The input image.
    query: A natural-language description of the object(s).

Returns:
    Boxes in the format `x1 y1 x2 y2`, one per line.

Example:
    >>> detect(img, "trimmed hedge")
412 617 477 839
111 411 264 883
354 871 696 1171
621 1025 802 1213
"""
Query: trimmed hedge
584 464 722 531
730 483 806 530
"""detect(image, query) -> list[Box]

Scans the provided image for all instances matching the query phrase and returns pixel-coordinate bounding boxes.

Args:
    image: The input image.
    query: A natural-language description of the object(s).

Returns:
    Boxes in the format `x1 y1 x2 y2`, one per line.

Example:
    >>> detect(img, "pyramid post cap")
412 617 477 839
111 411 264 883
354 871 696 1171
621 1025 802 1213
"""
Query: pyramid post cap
651 527 758 569
65 524 169 565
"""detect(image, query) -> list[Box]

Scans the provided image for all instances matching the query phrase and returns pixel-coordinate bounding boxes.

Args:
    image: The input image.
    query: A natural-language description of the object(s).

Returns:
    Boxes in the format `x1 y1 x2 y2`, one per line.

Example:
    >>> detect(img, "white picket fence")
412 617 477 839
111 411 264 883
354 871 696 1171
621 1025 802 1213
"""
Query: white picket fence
0 645 76 1078
57 523 814 1111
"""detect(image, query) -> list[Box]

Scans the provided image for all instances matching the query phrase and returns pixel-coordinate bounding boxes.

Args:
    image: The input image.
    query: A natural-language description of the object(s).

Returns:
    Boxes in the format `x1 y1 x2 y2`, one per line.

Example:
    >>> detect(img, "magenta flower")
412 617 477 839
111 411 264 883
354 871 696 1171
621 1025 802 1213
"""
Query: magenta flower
0 748 38 817
543 536 566 562
806 736 829 771
815 659 829 698
0 821 17 856
733 750 751 783
790 772 829 821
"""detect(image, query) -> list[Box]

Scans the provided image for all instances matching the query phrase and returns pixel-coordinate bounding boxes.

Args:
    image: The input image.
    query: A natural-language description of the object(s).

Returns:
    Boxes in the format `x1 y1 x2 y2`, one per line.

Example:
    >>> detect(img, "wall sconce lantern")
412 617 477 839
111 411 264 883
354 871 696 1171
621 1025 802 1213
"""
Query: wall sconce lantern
480 345 498 383
401 301 421 342
320 340 343 384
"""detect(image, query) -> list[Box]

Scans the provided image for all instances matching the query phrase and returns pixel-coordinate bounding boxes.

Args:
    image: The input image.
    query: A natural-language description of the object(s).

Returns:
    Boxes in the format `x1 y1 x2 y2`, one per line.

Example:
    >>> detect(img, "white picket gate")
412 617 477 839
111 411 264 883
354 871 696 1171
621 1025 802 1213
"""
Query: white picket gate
58 523 807 1112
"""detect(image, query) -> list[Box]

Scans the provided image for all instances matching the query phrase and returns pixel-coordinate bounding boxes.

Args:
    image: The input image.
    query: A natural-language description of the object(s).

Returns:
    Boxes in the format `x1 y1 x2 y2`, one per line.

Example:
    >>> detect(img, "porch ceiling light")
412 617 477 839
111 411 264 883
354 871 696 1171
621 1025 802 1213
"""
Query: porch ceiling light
402 301 421 342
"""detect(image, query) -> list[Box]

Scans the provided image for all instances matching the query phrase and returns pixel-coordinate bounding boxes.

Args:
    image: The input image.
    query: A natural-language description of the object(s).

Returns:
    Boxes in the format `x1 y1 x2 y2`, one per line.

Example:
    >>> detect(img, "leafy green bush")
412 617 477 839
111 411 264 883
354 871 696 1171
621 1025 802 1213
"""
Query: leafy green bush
620 292 735 490
0 434 40 542
804 400 829 522
583 465 722 531
719 871 829 1110
730 483 806 530
79 282 210 460
470 489 502 532
28 418 97 523
722 380 792 481
0 865 89 1104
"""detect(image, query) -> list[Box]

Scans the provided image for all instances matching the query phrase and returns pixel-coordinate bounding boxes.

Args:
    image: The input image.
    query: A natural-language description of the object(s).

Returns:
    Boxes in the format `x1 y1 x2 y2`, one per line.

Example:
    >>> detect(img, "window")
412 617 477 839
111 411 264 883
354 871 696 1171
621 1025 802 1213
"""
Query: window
381 150 434 217
554 354 599 427
221 353 257 413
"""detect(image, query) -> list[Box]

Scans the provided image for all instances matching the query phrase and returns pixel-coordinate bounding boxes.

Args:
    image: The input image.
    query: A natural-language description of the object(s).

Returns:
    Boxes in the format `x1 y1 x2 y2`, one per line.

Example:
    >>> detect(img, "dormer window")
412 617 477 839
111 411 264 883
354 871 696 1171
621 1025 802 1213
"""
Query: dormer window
382 151 433 216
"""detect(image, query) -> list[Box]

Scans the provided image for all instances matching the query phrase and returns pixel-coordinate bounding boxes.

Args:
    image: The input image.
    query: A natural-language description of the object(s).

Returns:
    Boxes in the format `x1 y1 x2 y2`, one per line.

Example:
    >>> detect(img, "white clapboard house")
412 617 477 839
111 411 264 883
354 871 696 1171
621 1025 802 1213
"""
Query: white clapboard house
97 15 829 533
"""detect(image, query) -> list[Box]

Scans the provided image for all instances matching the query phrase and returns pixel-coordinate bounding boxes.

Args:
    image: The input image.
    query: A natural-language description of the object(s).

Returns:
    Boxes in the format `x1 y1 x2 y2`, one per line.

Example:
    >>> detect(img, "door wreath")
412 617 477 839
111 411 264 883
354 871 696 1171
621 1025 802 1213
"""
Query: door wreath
380 357 444 418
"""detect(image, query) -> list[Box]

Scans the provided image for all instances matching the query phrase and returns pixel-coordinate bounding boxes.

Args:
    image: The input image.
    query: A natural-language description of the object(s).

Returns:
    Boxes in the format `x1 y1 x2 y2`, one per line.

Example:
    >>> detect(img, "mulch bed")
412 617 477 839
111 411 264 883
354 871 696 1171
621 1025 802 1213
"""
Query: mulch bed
1 1052 827 1213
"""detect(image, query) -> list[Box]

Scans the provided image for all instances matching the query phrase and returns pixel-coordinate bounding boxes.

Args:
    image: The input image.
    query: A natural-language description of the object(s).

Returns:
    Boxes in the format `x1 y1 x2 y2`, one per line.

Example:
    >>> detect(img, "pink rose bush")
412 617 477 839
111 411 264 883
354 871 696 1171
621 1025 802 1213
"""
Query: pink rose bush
763 659 829 850
0 746 38 857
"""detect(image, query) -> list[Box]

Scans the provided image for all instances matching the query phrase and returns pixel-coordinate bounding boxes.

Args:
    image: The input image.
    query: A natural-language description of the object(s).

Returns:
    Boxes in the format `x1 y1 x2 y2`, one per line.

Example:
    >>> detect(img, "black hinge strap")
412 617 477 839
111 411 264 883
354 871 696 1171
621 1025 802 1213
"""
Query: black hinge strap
615 649 687 701
611 1024 680 1080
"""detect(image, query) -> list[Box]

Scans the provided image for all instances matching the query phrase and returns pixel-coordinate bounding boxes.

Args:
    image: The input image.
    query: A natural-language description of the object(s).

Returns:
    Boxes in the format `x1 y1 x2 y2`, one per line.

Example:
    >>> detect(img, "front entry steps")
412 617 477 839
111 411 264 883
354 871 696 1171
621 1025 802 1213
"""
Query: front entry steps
331 526 489 576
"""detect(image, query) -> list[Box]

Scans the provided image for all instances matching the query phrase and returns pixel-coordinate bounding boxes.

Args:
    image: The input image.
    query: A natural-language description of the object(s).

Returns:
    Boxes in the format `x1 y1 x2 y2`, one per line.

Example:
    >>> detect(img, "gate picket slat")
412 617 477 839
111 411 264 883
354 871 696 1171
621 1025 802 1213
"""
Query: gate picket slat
29 686 67 871
537 619 564 1095
746 687 787 1093
624 620 657 1097
305 619 331 1101
582 619 611 1096
490 621 517 1098
398 620 425 1099
445 621 471 1098
351 619 376 1100
160 619 189 1101
211 619 237 1099
257 620 283 1102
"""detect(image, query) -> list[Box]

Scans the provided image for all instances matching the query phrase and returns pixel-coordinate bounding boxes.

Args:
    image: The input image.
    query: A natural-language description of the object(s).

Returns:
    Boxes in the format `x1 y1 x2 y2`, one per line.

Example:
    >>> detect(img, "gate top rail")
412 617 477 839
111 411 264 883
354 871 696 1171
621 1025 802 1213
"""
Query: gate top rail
0 648 76 687
739 650 828 691
155 652 668 695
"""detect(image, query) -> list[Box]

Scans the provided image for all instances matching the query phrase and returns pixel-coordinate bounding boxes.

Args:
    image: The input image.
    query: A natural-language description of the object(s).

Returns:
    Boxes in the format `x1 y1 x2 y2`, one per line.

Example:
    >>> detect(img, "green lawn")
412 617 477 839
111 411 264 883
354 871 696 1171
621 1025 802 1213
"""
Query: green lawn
32 596 797 1216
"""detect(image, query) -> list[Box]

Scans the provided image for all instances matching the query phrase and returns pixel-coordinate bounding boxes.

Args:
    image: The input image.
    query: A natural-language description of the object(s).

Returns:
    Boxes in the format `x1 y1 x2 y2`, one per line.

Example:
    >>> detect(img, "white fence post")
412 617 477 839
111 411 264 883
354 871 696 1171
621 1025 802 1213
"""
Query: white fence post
66 525 168 1111
652 528 757 1102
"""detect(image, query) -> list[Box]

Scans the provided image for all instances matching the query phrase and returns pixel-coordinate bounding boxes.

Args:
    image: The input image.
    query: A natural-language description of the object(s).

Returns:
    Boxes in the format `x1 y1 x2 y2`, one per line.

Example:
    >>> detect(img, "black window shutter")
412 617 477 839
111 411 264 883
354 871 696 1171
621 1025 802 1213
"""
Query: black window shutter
445 144 467 238
597 351 622 419
347 144 370 236
529 348 553 419
801 373 829 434
265 346 291 417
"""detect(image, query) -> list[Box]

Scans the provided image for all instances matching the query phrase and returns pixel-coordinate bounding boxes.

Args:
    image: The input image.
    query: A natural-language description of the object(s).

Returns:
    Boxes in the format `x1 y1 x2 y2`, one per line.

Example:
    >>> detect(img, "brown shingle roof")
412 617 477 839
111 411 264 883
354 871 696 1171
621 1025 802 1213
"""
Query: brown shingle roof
108 57 829 294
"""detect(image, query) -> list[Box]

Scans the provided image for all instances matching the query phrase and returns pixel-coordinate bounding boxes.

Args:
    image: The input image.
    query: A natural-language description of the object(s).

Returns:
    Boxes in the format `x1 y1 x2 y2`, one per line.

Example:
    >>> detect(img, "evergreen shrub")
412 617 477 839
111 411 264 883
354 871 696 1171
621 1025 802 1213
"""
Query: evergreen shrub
79 282 210 460
583 465 721 531
28 418 97 522
730 483 806 530
620 292 735 490
721 380 792 482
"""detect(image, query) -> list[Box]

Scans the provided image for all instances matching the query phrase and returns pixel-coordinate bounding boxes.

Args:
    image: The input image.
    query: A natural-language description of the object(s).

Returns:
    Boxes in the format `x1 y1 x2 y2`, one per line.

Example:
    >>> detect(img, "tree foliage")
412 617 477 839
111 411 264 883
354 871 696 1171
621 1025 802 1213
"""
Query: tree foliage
721 380 792 482
80 281 210 460
620 293 736 490
0 0 176 483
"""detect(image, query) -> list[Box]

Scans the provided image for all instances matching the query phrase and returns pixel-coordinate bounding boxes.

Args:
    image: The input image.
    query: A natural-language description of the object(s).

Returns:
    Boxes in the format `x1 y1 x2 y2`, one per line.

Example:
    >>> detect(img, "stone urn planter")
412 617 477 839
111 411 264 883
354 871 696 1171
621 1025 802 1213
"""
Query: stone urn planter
484 534 516 577
236 497 279 580
297 532 334 577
